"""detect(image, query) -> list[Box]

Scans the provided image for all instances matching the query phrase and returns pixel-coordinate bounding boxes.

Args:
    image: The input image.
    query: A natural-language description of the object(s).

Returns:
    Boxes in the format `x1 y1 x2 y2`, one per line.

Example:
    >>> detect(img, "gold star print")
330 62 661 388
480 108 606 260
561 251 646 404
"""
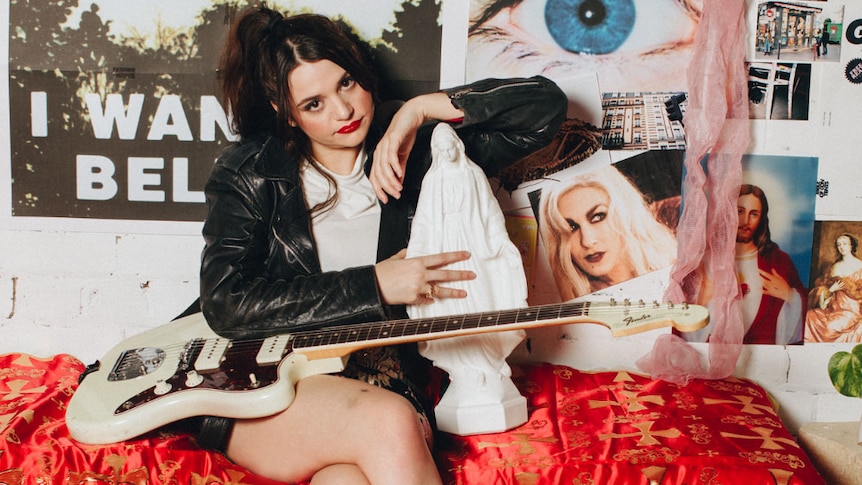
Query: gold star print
589 390 665 412
703 395 777 416
720 427 800 450
599 421 682 446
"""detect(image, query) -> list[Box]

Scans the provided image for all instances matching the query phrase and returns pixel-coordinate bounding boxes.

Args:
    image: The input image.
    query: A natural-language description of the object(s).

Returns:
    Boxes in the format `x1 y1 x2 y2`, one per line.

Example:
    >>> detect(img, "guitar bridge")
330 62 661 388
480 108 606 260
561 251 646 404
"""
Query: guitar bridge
108 347 166 381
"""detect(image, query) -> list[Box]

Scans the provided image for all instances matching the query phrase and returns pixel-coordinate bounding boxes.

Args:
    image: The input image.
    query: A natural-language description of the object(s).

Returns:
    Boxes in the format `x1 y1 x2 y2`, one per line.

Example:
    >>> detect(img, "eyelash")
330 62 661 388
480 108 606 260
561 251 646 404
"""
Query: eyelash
300 75 356 112
566 211 606 232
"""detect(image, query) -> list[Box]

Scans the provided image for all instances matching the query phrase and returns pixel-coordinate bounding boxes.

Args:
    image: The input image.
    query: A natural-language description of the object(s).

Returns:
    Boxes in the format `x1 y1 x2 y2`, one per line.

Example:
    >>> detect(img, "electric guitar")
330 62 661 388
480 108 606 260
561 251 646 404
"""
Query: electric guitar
66 299 708 444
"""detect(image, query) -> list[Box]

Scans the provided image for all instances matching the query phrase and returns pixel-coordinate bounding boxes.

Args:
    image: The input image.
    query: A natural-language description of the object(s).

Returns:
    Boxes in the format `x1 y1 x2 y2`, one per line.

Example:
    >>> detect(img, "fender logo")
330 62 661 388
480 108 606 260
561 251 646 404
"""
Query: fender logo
623 314 650 326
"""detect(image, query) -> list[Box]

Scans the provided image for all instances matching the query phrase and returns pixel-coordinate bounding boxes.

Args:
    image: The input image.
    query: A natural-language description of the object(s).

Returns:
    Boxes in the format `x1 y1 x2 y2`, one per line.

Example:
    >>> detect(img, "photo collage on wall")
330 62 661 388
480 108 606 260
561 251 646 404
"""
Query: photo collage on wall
746 0 862 345
470 0 862 346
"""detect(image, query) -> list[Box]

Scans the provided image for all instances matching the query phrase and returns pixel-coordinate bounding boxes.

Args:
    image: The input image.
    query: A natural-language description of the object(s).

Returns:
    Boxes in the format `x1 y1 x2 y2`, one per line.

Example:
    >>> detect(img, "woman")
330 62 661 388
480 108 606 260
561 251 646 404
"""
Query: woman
805 233 862 342
539 165 677 301
195 5 566 484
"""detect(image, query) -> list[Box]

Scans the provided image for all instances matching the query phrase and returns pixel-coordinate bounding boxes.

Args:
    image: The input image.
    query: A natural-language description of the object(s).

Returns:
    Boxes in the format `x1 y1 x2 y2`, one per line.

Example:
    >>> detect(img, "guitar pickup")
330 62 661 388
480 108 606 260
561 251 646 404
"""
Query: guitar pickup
256 335 290 365
195 338 230 371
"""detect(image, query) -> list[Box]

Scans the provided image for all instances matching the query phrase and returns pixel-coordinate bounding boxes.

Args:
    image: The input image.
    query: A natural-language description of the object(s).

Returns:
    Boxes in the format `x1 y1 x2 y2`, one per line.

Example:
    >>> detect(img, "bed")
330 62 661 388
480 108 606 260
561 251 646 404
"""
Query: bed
0 352 824 484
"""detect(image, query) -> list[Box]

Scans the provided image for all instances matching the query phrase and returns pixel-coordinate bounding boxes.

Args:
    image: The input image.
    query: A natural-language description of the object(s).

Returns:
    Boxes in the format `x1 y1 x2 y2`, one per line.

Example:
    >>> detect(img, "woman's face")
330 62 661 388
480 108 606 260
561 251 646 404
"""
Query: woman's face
836 236 853 258
556 185 630 285
287 59 374 164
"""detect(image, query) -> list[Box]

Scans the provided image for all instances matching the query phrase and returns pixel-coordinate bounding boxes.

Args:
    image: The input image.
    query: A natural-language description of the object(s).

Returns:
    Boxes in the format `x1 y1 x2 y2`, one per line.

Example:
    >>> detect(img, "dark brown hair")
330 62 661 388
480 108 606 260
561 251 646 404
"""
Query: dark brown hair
837 233 859 256
218 4 378 159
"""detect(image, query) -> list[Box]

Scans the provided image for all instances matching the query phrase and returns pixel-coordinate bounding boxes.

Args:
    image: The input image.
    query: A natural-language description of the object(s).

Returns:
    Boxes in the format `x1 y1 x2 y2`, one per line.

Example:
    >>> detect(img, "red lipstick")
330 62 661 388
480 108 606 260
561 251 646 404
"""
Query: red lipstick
338 120 361 134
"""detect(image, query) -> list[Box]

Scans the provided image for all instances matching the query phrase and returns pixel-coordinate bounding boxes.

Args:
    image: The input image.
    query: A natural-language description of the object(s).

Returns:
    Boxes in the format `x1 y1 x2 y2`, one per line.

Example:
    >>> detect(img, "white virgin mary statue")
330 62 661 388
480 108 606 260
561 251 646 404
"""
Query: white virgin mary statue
407 123 529 435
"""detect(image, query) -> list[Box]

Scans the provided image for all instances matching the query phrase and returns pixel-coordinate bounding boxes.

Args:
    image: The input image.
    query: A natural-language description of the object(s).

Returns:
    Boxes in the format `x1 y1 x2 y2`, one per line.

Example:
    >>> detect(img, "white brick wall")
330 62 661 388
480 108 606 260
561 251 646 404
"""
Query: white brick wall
0 229 201 362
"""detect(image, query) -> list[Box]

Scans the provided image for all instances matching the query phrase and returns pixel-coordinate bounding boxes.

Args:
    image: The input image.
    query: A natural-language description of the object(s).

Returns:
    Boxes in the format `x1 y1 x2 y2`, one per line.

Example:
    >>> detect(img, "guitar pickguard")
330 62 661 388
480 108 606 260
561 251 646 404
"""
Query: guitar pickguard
114 337 283 416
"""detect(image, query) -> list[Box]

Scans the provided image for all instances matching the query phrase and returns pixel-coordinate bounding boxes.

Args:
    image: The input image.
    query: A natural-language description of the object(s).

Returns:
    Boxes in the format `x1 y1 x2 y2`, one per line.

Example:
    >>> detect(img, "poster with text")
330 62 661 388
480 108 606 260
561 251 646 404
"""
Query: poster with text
4 0 442 231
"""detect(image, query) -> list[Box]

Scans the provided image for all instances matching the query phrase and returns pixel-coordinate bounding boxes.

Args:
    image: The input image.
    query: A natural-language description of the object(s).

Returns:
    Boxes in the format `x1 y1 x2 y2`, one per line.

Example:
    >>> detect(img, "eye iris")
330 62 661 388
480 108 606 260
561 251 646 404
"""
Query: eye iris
544 0 636 55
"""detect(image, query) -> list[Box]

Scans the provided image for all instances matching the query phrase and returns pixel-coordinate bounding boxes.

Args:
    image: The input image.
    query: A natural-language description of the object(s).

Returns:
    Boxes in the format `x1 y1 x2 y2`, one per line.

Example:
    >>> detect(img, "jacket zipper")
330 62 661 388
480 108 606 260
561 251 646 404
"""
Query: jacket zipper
449 79 542 99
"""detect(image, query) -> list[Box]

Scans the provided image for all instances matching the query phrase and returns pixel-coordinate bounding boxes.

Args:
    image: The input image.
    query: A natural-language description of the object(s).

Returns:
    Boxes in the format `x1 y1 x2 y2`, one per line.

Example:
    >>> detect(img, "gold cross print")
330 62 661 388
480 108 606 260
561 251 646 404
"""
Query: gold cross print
599 421 682 446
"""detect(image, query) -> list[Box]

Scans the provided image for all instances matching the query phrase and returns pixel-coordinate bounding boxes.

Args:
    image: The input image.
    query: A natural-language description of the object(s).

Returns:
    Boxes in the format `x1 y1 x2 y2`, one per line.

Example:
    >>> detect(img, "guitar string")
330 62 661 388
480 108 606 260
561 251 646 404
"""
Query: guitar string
112 301 694 371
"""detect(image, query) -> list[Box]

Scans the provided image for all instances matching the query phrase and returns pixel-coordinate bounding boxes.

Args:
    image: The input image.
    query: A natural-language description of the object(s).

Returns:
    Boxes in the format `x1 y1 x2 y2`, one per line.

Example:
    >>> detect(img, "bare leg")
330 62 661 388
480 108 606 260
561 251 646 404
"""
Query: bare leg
226 375 441 485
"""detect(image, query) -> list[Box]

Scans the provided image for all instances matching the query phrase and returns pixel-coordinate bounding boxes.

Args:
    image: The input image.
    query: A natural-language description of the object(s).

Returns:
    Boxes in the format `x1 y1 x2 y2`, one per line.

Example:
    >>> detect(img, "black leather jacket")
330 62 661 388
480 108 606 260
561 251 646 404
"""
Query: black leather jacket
199 76 566 340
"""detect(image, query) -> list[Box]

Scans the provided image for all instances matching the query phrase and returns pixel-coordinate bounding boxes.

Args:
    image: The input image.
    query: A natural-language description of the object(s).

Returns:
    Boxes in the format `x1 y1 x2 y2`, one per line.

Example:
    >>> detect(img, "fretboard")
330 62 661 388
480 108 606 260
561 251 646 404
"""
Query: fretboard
291 301 592 352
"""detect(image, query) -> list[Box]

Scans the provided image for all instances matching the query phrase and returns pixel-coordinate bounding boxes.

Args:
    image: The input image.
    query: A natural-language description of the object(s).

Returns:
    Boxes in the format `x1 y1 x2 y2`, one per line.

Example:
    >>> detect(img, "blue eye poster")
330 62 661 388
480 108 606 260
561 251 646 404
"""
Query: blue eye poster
467 0 698 93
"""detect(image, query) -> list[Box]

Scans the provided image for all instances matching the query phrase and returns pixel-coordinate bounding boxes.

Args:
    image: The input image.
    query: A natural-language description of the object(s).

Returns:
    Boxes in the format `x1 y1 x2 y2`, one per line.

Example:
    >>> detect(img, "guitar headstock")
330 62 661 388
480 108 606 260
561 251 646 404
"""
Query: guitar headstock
584 300 709 337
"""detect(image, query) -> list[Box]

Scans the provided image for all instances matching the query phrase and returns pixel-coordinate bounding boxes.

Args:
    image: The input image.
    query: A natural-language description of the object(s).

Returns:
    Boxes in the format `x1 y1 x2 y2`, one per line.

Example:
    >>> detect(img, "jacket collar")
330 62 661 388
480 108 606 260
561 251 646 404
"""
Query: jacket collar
253 133 383 182
252 135 300 182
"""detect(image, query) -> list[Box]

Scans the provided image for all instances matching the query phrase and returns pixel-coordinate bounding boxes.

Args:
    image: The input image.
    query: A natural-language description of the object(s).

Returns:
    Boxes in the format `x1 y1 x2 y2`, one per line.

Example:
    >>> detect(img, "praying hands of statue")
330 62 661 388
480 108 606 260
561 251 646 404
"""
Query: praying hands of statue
759 268 793 302
374 248 477 306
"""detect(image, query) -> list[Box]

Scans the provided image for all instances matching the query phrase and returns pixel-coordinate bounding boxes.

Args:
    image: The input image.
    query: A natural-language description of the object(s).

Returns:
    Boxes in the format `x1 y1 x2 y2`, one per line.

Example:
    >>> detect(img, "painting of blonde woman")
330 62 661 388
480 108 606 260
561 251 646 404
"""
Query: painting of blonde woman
536 156 680 301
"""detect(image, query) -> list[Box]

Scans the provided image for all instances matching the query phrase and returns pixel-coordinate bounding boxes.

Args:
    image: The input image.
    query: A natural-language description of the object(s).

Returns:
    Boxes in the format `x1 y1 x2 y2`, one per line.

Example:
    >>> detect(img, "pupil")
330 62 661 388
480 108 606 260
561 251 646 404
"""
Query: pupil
579 0 606 27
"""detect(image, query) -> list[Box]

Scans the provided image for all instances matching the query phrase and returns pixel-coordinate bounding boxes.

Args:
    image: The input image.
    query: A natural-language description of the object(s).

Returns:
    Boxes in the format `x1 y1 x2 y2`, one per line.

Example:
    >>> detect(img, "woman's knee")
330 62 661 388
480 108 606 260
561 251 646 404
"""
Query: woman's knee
373 393 428 443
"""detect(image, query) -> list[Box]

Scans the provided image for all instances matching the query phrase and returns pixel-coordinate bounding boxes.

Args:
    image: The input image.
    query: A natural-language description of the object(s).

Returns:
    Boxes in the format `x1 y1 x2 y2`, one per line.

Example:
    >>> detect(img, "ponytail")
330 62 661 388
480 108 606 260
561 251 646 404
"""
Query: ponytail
218 5 377 156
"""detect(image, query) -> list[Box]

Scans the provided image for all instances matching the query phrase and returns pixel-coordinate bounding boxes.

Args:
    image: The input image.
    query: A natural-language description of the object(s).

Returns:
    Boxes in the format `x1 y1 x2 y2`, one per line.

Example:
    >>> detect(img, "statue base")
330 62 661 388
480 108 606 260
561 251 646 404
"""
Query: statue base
434 373 528 436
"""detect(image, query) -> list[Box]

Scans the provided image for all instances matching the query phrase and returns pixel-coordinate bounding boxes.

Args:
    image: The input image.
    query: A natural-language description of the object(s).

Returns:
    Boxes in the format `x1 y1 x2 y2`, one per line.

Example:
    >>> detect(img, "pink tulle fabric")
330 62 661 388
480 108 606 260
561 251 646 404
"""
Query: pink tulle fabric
637 0 749 384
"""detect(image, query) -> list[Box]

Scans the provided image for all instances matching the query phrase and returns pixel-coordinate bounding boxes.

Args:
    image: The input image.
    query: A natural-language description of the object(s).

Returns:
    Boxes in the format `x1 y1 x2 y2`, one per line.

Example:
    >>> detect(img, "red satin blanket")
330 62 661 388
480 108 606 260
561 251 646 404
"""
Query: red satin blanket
0 353 823 484
437 363 824 484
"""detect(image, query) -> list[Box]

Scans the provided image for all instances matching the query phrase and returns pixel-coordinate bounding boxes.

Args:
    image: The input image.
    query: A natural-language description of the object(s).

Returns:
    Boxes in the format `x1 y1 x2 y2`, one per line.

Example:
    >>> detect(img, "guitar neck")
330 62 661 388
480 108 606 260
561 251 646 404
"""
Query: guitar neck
291 300 707 360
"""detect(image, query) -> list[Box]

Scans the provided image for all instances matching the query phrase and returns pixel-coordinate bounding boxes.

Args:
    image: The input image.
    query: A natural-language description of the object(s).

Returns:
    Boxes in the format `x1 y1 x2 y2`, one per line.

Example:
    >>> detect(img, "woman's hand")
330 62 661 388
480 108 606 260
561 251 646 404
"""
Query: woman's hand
829 279 845 293
369 103 422 203
370 92 463 203
375 249 476 305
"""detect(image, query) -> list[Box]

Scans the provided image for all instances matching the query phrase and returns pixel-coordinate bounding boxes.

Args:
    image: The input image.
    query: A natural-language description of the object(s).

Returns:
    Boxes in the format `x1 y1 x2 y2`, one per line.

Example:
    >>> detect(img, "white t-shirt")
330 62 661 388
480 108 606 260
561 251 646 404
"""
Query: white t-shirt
300 151 381 272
